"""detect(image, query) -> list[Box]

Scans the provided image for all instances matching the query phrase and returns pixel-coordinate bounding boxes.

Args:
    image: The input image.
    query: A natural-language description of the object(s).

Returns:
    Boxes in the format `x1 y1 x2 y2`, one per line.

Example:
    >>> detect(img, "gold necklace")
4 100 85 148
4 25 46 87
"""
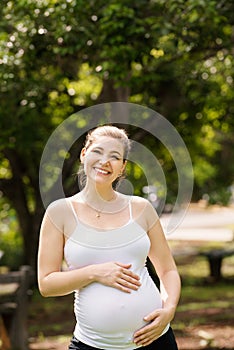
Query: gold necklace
95 211 102 219
94 193 117 219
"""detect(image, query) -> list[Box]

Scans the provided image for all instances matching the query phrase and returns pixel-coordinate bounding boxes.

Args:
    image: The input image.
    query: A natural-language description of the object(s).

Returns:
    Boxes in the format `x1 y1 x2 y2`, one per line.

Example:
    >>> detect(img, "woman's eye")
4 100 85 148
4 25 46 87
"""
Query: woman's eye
92 149 101 154
111 155 120 160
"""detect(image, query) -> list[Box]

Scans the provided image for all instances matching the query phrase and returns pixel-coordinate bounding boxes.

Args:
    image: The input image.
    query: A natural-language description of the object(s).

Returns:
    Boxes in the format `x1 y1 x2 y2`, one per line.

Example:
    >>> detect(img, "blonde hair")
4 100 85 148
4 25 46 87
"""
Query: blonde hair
78 125 131 189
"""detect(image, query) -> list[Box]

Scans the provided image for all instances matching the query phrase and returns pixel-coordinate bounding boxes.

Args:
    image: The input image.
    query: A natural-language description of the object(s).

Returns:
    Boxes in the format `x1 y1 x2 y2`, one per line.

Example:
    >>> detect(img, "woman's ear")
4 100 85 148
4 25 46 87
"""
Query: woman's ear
80 147 86 163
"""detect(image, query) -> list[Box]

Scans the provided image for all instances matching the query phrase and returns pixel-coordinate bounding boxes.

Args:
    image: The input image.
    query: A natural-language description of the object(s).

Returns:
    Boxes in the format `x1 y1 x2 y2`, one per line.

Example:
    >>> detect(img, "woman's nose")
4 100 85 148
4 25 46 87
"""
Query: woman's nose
99 156 110 165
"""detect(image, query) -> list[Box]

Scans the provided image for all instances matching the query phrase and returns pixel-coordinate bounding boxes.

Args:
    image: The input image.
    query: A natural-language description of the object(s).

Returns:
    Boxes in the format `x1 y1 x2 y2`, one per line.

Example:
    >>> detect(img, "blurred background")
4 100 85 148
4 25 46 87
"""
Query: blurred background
0 1 233 349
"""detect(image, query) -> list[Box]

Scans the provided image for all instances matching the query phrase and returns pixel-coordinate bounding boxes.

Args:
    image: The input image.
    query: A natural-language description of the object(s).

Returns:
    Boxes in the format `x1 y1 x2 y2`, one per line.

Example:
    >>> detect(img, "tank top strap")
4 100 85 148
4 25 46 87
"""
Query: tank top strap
128 197 133 221
67 198 79 224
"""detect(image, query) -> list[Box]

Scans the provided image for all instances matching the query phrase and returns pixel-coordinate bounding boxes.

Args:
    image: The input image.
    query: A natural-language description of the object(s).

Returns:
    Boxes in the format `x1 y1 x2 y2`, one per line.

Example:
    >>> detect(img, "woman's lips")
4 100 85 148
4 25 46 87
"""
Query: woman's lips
94 167 111 175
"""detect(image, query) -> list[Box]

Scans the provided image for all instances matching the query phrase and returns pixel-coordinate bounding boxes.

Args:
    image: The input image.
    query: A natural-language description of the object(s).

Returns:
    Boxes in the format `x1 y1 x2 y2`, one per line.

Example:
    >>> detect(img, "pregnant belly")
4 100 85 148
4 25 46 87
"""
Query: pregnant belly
75 275 162 335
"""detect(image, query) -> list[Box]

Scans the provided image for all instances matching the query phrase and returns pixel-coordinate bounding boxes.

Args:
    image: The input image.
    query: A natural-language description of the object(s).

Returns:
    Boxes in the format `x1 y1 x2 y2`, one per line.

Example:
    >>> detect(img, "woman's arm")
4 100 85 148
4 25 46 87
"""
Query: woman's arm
133 201 181 346
38 204 141 297
148 217 181 318
37 208 97 297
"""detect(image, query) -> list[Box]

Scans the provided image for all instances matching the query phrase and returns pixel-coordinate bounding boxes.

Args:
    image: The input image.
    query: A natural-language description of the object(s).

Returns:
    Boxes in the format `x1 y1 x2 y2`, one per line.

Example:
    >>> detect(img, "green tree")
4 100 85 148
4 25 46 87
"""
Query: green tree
0 0 233 269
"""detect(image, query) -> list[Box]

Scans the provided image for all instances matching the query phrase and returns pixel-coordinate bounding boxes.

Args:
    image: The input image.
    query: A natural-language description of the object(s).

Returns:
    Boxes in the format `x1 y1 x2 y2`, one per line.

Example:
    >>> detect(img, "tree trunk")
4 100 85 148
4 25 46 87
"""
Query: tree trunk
0 149 44 273
97 79 131 125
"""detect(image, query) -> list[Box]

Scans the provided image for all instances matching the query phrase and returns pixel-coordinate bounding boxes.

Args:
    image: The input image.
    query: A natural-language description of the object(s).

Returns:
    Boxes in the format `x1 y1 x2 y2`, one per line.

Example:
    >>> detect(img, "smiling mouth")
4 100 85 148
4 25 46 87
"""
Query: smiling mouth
94 167 111 175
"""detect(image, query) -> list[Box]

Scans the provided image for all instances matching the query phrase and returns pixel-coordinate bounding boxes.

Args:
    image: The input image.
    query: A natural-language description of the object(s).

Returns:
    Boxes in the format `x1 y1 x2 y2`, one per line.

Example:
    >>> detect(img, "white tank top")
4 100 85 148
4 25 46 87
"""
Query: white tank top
64 199 169 349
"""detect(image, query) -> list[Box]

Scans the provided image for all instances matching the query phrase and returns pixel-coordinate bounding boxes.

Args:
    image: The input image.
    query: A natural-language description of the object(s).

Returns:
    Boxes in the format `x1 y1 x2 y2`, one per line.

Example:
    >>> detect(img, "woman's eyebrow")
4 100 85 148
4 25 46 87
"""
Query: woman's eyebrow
92 146 122 156
109 150 122 156
93 146 121 155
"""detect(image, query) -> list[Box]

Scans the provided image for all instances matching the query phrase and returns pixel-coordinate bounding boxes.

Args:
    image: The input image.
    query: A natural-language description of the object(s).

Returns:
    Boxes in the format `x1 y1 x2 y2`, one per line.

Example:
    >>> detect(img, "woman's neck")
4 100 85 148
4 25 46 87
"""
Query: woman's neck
81 185 116 203
78 185 129 217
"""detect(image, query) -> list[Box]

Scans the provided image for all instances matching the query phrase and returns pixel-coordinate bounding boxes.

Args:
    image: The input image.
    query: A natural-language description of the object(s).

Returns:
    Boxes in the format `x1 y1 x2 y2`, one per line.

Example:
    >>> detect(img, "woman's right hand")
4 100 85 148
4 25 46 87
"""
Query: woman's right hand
93 262 141 293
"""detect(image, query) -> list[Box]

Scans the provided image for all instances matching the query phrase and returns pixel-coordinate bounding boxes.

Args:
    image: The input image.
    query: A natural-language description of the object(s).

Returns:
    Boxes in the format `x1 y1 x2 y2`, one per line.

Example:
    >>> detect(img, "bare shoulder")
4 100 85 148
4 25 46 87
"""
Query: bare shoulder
46 198 68 215
43 197 72 230
47 197 66 208
128 195 159 230
130 195 155 212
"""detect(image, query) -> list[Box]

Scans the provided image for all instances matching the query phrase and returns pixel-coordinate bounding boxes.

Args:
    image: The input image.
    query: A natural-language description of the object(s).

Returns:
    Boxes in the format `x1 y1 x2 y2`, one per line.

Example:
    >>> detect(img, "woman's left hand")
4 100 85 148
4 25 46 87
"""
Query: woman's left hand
133 308 173 347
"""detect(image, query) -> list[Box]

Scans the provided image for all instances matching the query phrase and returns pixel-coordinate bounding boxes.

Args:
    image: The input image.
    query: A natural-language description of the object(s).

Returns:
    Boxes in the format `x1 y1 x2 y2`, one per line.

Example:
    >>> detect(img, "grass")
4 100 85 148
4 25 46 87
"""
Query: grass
172 250 234 347
28 291 75 338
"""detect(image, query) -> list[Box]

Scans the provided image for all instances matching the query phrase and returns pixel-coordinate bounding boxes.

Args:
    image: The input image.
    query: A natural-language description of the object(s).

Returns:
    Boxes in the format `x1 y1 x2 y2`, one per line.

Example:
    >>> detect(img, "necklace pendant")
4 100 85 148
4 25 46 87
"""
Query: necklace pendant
96 213 101 218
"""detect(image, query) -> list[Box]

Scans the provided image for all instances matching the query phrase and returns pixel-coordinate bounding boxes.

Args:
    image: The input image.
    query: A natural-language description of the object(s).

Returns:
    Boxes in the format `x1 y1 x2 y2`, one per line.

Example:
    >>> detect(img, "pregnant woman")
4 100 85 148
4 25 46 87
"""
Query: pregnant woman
38 125 181 349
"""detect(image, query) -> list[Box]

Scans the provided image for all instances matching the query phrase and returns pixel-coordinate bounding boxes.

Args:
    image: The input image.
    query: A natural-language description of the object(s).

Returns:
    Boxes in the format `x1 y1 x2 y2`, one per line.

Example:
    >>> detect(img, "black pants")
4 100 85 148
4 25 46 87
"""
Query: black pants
68 327 178 350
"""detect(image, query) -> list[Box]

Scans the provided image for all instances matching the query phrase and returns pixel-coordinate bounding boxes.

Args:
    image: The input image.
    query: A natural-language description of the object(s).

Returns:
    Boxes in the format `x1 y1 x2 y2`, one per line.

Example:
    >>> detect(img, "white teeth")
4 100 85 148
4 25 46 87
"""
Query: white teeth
95 168 109 174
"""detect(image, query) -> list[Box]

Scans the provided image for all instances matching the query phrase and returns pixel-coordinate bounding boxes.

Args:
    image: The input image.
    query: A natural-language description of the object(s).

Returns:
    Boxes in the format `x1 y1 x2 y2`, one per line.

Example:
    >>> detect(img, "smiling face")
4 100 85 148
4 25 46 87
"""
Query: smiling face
80 136 127 188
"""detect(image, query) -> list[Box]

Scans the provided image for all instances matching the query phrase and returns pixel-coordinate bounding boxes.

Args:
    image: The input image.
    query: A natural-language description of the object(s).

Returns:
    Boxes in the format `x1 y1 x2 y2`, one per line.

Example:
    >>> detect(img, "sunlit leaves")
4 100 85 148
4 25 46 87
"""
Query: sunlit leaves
0 159 12 179
0 0 233 211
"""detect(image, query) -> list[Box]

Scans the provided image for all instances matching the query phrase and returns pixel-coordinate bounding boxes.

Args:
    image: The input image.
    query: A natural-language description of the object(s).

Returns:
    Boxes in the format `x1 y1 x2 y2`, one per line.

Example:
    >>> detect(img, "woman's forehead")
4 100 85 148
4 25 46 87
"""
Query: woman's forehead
91 136 124 150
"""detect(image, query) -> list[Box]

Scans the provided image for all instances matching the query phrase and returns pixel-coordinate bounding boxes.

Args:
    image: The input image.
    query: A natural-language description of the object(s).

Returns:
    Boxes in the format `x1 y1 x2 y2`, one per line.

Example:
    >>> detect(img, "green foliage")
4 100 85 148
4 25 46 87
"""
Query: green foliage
0 0 234 266
207 187 232 206
0 198 23 269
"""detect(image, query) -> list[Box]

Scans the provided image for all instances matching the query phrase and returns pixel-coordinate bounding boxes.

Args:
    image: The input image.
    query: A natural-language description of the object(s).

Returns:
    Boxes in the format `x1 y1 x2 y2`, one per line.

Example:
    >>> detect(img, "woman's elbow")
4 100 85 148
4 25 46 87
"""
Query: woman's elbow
38 278 55 297
38 282 50 297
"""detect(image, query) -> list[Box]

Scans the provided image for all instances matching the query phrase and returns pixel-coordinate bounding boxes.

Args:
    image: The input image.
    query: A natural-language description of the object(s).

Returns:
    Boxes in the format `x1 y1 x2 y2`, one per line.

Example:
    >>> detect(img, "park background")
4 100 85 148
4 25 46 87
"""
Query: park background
0 1 233 349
